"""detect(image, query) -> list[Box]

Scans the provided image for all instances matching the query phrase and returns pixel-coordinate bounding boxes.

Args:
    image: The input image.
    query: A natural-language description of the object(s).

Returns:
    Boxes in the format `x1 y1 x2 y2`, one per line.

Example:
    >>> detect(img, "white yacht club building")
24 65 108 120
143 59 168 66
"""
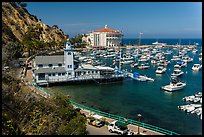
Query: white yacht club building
32 41 124 85
88 25 123 47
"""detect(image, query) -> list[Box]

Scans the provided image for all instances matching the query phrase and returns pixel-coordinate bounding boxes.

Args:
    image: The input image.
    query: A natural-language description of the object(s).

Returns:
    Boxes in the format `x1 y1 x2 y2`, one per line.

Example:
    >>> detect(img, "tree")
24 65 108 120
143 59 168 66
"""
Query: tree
52 25 58 29
20 3 27 8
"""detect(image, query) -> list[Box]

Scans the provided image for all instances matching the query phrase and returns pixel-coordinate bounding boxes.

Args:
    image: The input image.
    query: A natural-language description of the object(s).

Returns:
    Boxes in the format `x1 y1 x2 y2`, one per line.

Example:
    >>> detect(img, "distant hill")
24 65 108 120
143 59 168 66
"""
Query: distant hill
2 2 67 46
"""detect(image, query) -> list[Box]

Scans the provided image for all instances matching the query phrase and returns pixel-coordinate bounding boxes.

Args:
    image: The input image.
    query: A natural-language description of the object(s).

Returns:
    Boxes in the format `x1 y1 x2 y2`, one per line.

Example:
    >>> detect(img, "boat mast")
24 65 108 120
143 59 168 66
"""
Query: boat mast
119 48 122 71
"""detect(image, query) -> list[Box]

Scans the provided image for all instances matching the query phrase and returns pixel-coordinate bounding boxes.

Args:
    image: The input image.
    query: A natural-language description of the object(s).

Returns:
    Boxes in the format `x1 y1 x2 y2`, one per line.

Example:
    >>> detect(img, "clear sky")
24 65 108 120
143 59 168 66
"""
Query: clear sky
26 2 202 38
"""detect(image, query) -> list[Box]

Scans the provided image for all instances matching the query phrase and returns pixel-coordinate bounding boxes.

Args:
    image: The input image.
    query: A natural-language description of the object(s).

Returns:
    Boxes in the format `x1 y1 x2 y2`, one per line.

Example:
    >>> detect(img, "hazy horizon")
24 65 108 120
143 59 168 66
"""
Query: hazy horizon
26 2 202 39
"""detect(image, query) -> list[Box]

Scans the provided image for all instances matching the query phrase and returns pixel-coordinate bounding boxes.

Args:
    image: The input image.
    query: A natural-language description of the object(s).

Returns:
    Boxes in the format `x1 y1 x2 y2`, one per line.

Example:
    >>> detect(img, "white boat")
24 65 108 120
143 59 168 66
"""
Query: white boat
192 49 197 53
192 64 202 71
196 108 202 116
183 95 195 102
164 50 173 55
178 104 191 111
177 61 187 67
193 97 201 103
182 56 193 63
152 41 166 46
151 59 157 64
138 64 150 69
138 55 149 62
195 92 202 97
136 75 154 82
161 78 186 92
130 63 138 68
120 60 134 65
174 64 181 70
171 69 184 77
128 72 154 82
186 105 195 113
171 57 181 61
156 66 166 74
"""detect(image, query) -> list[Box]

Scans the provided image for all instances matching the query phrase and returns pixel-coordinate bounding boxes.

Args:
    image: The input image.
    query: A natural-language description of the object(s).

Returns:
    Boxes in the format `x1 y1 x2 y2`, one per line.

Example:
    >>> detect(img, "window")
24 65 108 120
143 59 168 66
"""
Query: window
62 73 65 76
68 72 71 75
48 64 53 67
48 73 51 76
52 73 55 76
38 64 43 68
67 65 72 68
58 73 61 76
58 64 62 67
38 73 45 80
67 52 71 55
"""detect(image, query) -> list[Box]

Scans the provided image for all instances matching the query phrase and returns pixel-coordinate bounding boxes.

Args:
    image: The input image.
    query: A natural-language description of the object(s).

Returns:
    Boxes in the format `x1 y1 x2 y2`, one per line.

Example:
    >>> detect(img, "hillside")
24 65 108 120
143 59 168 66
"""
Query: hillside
2 2 87 135
2 2 67 45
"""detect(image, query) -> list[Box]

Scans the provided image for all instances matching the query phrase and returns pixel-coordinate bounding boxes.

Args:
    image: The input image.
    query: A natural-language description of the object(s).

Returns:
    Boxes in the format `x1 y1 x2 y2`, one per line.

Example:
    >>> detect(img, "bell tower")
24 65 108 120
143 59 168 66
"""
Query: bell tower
64 40 74 72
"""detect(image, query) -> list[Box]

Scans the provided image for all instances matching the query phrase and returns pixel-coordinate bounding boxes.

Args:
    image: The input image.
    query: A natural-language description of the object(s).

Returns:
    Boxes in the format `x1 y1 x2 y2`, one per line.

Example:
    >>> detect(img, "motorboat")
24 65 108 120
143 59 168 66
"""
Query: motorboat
183 95 195 102
171 69 184 77
182 56 193 63
152 41 166 46
128 72 154 82
156 66 166 74
161 78 186 92
174 64 181 70
194 92 202 97
192 49 198 53
138 55 150 62
120 60 134 65
171 56 181 61
151 59 157 64
176 60 187 67
138 64 150 69
192 64 202 71
185 105 195 113
130 63 138 68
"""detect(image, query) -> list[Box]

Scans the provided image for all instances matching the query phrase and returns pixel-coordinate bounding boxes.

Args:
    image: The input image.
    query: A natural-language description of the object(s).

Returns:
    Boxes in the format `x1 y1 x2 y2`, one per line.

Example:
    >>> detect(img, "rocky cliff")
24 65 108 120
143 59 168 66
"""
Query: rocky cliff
2 2 67 46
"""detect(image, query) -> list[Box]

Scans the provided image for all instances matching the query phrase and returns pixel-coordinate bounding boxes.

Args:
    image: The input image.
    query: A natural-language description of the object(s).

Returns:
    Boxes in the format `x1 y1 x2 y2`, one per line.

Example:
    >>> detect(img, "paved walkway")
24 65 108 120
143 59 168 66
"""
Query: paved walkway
78 107 164 135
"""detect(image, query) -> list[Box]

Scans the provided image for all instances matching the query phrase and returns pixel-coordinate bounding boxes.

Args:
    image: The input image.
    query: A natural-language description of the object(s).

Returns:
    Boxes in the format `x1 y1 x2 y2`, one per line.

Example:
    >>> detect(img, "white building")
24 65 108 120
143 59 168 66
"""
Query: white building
32 41 124 85
89 25 123 47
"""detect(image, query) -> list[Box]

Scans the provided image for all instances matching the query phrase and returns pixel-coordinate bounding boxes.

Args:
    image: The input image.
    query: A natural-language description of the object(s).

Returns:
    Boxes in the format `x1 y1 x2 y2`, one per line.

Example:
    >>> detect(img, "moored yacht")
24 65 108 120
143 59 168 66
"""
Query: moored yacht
161 78 186 92
182 56 193 63
171 69 184 77
177 60 187 67
138 63 150 69
156 66 166 74
127 72 154 82
192 64 202 71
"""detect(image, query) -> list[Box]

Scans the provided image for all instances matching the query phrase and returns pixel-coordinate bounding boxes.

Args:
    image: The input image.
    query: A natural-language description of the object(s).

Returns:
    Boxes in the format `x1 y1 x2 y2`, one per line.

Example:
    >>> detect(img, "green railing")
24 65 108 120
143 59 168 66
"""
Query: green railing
69 100 180 135
31 82 180 135
31 82 52 96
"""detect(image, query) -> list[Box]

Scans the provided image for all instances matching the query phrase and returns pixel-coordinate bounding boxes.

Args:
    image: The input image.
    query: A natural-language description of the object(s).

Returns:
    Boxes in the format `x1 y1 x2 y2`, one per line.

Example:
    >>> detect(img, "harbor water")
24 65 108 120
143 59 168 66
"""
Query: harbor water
47 38 202 135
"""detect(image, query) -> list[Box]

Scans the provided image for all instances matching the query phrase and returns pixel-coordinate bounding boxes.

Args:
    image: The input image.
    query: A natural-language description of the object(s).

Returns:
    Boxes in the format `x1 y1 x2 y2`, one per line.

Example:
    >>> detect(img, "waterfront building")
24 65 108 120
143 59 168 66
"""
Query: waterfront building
88 25 123 47
32 41 124 85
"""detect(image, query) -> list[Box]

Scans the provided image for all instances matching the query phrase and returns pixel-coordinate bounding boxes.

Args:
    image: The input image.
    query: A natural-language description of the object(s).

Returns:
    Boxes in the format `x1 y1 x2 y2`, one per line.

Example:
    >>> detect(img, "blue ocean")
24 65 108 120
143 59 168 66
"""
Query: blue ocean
47 38 202 135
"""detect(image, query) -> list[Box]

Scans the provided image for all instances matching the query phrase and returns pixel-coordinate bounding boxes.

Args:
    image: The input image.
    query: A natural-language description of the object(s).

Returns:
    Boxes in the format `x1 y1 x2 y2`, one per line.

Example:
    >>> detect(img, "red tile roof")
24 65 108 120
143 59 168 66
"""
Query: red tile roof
95 27 120 33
